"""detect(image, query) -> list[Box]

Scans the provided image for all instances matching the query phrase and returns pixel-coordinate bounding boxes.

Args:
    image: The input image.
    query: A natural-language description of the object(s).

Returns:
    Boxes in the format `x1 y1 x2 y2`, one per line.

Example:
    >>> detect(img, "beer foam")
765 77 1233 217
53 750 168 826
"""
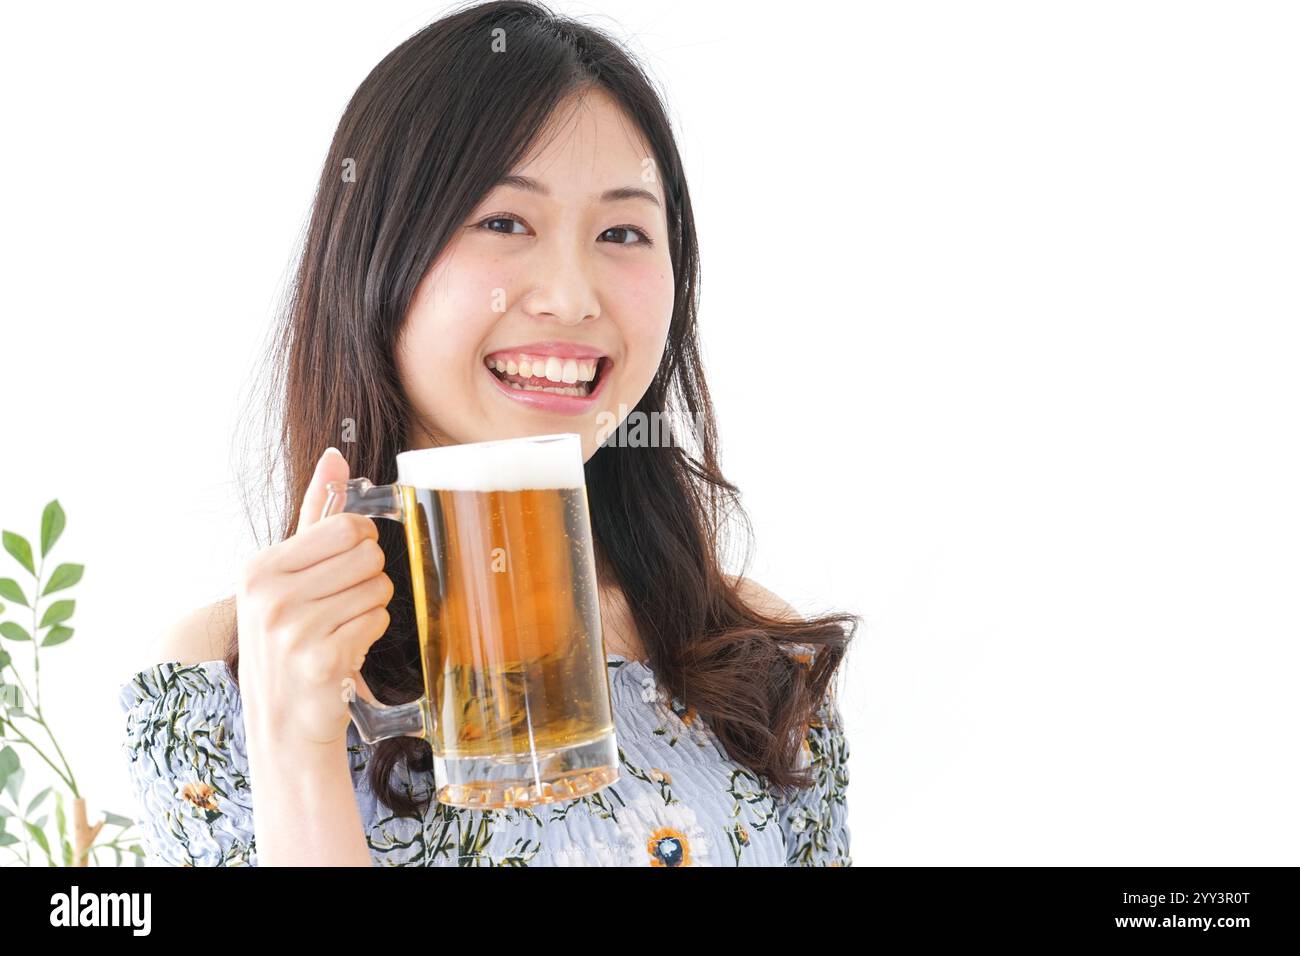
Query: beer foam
396 433 585 491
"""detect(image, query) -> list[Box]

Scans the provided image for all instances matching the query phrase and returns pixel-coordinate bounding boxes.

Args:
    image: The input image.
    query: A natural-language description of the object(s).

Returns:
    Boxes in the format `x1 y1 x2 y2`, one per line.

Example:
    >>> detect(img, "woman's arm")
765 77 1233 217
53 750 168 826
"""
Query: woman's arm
245 736 373 867
119 651 375 867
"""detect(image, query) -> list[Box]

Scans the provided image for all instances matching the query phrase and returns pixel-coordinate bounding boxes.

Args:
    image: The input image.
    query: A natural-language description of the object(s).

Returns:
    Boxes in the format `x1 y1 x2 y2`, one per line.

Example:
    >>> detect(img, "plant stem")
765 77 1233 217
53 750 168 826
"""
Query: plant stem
95 835 139 849
14 553 81 796
0 721 73 790
0 516 102 866
73 796 102 866
31 553 43 711
3 652 37 709
36 715 79 796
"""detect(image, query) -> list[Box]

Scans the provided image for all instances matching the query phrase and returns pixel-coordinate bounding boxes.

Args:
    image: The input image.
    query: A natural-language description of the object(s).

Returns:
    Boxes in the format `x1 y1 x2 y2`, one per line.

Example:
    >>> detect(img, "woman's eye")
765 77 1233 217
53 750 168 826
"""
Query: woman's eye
480 216 529 235
600 225 652 246
476 214 652 247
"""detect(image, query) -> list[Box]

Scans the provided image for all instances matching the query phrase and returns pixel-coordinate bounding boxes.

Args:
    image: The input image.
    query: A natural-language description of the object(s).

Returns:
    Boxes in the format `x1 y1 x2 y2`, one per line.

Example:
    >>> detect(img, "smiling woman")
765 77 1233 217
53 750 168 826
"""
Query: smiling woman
396 84 674 454
117 0 860 867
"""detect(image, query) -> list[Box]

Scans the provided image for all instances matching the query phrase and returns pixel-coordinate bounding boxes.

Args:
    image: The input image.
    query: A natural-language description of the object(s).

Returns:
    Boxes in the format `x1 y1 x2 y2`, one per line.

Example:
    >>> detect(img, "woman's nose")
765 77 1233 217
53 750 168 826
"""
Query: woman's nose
520 239 601 326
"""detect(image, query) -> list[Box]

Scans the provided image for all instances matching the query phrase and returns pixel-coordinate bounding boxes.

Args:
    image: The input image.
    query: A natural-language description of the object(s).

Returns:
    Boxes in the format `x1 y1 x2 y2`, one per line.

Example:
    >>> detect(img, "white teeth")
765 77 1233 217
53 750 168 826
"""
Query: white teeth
484 354 602 384
507 381 588 396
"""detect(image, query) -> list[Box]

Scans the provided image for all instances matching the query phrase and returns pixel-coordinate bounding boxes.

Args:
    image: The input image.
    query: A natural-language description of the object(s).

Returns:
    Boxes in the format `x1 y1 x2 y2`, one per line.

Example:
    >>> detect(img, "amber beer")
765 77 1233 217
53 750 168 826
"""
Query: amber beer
402 482 610 757
322 433 619 809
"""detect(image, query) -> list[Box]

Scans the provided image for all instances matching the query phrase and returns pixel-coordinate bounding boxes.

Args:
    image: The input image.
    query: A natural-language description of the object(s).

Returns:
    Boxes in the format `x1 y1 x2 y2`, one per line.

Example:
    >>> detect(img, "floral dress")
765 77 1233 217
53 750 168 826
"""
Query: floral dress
116 647 851 867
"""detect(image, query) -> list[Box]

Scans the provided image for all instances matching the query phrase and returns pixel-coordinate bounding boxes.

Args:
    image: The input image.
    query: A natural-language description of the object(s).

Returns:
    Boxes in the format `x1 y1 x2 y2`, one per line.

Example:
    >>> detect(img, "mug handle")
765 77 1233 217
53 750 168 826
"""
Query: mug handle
320 477 430 745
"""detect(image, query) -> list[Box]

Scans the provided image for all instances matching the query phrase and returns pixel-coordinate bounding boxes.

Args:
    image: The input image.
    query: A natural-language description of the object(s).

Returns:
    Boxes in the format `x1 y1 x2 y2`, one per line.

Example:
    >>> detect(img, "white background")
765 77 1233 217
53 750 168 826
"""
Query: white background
1 1 1296 865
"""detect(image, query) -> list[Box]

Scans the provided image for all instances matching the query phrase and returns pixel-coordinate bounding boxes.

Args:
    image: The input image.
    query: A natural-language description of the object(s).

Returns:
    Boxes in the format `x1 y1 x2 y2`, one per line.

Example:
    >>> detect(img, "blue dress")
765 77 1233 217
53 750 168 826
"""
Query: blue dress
116 649 851 866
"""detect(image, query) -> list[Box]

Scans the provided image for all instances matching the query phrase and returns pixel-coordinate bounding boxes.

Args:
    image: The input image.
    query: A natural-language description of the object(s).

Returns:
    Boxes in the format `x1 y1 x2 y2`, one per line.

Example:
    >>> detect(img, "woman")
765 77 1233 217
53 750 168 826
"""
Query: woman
118 0 858 867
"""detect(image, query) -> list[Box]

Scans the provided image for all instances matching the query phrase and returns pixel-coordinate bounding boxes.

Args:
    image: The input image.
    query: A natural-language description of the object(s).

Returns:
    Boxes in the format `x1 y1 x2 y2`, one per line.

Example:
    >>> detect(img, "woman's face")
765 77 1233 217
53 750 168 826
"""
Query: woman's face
396 87 675 462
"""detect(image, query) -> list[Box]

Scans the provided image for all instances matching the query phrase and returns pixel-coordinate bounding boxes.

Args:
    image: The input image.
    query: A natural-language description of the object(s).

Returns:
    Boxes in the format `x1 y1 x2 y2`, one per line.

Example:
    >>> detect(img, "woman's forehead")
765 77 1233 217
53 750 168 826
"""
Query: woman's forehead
510 91 660 201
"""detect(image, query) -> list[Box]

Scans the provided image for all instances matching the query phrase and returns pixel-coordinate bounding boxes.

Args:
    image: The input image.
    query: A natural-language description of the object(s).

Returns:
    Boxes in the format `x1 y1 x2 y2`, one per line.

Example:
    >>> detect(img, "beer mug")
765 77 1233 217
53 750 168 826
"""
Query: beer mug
320 433 619 809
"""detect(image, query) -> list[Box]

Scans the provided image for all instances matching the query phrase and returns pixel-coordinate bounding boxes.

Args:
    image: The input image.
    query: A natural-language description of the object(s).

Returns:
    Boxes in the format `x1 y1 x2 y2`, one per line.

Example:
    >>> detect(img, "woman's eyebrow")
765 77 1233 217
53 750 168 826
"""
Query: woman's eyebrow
496 174 661 209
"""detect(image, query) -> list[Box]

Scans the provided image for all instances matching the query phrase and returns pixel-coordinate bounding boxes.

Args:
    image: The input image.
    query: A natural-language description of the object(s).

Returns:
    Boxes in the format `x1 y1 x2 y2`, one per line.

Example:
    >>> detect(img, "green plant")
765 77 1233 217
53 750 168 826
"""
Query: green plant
0 499 145 866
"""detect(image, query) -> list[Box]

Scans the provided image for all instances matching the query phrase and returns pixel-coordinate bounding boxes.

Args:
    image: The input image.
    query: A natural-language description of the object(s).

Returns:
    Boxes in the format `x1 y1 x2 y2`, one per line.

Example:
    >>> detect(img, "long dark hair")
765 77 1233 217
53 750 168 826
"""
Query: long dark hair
222 0 859 818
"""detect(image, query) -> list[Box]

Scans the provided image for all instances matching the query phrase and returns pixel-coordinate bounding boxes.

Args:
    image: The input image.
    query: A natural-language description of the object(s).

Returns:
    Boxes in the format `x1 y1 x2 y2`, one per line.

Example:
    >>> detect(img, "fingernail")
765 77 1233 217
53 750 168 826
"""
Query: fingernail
324 446 341 460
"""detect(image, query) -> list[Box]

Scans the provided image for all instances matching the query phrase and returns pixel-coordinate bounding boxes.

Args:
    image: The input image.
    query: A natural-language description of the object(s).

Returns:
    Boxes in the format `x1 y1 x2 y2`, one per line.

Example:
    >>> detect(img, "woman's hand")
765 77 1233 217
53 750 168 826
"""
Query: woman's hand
235 447 393 753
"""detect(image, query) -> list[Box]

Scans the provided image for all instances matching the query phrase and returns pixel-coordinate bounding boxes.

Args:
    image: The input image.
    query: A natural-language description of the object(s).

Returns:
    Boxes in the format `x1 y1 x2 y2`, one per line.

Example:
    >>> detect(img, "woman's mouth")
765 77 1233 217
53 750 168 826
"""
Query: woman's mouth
482 352 611 413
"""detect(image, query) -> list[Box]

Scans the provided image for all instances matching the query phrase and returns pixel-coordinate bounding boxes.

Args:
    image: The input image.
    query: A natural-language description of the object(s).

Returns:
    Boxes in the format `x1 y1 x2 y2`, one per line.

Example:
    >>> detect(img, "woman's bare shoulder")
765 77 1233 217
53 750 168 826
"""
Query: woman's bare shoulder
153 595 236 667
726 574 802 622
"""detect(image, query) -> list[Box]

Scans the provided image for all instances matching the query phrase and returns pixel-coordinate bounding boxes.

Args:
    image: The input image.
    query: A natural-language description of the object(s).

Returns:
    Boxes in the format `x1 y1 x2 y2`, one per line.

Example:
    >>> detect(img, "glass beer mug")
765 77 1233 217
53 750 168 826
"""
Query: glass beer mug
320 432 620 809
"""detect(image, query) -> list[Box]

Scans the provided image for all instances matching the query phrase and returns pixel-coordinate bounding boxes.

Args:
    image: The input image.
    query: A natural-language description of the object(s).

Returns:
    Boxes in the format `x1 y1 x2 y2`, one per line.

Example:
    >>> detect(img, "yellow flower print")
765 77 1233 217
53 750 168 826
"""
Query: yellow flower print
177 780 218 813
616 794 713 866
646 826 693 867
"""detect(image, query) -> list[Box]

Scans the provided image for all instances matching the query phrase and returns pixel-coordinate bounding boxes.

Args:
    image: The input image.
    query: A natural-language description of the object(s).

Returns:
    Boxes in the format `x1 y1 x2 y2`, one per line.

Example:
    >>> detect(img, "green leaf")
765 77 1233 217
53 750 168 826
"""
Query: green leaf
102 810 135 828
0 746 19 789
1 682 23 711
24 820 50 858
40 501 66 558
0 622 32 643
5 765 25 804
41 563 83 596
0 833 17 847
0 746 16 777
0 648 9 669
26 786 52 815
41 626 74 648
55 791 67 842
2 532 34 576
0 578 24 606
39 600 75 629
